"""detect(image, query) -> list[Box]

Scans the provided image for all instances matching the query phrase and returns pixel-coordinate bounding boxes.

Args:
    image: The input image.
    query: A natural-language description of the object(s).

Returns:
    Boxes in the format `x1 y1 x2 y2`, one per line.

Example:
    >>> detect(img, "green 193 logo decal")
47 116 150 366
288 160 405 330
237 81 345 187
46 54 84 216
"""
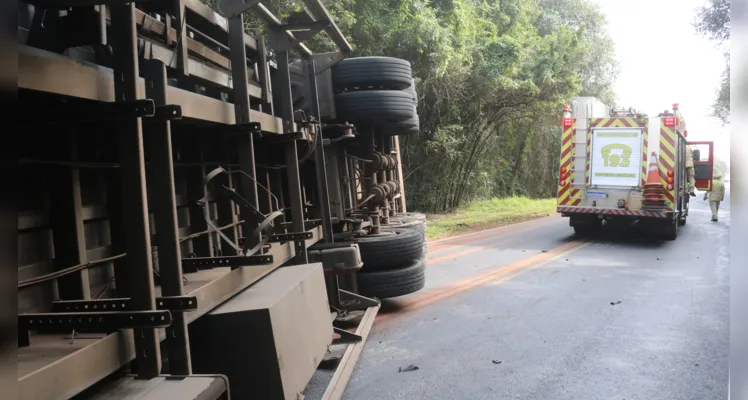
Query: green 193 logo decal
601 143 632 167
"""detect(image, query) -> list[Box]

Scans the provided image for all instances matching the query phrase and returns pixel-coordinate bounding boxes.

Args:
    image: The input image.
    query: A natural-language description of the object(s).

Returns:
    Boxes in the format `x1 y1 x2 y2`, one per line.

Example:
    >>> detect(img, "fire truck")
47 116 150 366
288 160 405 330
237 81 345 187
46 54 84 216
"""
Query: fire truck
556 97 714 240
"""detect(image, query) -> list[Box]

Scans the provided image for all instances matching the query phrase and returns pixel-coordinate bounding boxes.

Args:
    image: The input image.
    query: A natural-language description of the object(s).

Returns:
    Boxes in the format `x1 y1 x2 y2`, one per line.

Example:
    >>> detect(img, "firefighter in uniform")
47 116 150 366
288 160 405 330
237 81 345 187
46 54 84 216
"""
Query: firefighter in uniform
703 171 726 221
685 144 696 196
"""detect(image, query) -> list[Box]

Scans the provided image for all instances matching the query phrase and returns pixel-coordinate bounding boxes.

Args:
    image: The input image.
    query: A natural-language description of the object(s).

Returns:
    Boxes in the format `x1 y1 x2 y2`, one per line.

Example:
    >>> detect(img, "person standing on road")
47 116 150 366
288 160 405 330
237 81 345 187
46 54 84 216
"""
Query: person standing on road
703 171 725 221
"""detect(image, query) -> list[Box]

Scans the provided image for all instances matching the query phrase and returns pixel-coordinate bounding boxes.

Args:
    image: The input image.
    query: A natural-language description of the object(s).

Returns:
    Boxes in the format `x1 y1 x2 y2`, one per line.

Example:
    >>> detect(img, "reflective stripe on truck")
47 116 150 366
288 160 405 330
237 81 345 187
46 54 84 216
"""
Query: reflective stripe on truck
558 119 581 206
557 206 668 218
658 120 677 210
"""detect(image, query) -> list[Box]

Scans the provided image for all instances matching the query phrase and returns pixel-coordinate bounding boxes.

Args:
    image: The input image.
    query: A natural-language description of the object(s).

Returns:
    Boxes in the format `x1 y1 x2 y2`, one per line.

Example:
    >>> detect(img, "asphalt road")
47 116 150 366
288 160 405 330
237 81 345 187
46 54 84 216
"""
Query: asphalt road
342 190 730 400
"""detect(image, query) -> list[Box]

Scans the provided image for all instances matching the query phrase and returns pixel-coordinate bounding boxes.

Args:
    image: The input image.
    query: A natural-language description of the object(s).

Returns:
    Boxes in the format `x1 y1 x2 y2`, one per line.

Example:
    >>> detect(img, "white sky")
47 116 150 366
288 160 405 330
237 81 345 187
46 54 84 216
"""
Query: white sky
592 0 730 163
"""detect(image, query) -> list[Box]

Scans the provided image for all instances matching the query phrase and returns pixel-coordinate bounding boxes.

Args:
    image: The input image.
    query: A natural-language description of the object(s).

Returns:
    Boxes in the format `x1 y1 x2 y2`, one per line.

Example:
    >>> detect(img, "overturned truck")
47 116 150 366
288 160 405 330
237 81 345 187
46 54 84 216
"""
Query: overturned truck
17 0 425 398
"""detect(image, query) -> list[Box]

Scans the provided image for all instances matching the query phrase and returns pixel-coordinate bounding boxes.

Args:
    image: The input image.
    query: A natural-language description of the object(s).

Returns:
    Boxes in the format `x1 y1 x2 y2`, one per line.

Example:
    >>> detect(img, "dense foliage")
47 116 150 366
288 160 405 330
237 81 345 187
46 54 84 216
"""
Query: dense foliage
695 0 730 125
233 0 619 212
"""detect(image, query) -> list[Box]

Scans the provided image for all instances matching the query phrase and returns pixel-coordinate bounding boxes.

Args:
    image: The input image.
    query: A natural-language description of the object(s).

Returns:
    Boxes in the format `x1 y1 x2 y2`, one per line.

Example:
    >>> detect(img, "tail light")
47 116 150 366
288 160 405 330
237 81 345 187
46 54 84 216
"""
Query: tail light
561 166 567 174
667 169 674 177
664 117 675 127
667 177 674 184
560 180 567 186
667 184 674 190
563 118 573 128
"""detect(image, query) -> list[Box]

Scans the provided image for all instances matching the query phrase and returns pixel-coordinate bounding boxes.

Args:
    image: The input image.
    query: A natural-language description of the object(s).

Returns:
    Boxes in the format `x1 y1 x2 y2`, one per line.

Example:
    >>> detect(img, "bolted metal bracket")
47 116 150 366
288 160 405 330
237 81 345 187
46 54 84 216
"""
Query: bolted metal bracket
18 310 173 343
144 104 183 121
181 255 274 273
268 231 314 243
51 296 198 313
338 289 380 312
332 327 362 345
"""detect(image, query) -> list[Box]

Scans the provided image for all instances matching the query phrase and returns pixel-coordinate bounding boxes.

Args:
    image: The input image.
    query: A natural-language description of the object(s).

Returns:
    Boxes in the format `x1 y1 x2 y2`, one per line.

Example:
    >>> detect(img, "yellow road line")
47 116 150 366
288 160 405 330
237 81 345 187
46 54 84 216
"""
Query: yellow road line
375 239 593 326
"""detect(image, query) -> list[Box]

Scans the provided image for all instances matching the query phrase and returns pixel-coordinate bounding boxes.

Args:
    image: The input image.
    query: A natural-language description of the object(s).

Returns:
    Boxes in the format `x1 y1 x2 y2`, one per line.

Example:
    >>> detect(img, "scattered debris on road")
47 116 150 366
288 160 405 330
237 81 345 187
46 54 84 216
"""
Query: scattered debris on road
399 364 419 373
492 360 503 365
610 300 622 306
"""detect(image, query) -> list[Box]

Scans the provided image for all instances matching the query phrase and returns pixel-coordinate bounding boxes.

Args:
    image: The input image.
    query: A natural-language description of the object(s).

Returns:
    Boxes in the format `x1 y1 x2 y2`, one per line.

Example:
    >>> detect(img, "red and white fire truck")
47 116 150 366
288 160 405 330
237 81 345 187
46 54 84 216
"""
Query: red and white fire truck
556 97 714 240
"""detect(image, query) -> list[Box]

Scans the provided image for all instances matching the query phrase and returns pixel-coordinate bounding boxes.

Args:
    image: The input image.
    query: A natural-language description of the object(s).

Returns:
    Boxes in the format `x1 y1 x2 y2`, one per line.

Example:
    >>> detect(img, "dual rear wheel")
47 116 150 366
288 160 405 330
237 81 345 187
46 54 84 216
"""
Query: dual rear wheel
351 213 428 298
332 57 420 136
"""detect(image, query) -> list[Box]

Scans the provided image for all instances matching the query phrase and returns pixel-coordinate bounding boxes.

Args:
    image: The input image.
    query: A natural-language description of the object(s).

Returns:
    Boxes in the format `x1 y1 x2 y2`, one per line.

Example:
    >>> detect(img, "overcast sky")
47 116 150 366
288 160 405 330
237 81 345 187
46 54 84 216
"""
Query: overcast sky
591 0 730 163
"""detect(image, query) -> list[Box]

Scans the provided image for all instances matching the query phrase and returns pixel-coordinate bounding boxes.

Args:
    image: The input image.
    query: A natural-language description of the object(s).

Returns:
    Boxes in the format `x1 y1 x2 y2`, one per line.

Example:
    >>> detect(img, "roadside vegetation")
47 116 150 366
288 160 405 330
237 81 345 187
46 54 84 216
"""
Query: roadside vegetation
424 197 556 240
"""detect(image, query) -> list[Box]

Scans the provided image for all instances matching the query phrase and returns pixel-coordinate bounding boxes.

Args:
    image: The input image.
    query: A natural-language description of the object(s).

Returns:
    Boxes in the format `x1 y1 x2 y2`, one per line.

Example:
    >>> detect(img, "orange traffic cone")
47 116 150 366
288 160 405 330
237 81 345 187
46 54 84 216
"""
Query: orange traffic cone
644 152 660 185
641 152 666 211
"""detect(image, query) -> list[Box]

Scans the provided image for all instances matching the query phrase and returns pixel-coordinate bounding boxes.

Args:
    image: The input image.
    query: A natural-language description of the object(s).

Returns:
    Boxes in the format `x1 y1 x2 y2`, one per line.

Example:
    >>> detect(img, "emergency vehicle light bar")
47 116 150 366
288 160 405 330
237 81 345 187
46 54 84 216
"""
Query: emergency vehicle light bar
563 118 573 127
663 117 675 127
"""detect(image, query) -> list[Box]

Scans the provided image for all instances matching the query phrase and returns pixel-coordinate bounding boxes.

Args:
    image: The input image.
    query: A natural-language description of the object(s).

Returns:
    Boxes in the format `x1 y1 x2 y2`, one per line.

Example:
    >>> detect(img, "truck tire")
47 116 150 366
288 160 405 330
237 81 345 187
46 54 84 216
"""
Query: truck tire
662 218 678 240
335 91 415 123
387 114 420 136
357 259 426 299
387 219 425 233
384 216 427 257
332 56 412 91
352 228 424 270
573 218 601 236
405 83 417 105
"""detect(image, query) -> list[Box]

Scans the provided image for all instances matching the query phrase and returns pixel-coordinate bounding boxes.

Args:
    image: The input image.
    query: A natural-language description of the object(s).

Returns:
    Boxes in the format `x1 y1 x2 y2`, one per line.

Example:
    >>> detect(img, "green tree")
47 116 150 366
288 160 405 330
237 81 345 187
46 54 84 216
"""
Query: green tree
695 0 730 41
695 0 730 125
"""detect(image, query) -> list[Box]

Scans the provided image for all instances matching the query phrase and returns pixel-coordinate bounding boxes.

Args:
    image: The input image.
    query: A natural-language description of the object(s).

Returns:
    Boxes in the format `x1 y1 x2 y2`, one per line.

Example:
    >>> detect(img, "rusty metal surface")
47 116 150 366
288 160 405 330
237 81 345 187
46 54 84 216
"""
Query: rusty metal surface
17 45 283 132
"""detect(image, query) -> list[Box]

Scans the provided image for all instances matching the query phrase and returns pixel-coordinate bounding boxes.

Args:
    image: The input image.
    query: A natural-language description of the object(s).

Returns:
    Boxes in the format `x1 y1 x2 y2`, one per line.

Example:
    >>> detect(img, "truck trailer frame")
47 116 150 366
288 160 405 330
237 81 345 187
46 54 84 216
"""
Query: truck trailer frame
17 1 419 398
